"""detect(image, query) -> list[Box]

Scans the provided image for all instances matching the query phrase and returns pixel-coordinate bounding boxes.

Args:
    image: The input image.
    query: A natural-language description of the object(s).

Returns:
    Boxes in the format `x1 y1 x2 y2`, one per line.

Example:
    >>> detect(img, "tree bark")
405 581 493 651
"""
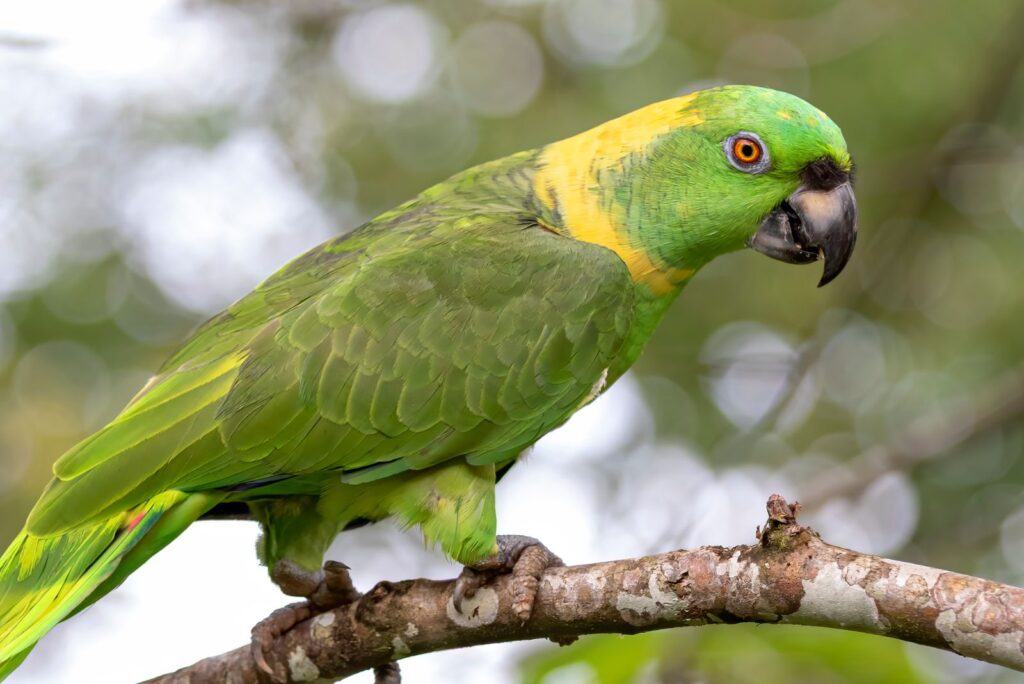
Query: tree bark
146 496 1024 683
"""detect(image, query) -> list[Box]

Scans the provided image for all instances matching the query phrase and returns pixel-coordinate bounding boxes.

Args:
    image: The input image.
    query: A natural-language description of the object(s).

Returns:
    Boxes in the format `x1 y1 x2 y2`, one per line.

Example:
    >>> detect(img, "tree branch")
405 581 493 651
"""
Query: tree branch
145 496 1024 683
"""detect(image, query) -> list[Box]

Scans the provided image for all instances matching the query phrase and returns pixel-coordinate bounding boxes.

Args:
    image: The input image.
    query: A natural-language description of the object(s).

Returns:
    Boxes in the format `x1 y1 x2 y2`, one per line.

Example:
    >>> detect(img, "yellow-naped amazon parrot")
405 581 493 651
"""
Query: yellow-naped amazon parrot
0 85 856 680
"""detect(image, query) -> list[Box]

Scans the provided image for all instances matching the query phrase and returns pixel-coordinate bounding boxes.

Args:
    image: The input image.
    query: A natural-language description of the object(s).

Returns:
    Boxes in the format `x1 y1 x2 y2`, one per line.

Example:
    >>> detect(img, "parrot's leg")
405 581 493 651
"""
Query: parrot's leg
453 534 564 621
249 497 359 682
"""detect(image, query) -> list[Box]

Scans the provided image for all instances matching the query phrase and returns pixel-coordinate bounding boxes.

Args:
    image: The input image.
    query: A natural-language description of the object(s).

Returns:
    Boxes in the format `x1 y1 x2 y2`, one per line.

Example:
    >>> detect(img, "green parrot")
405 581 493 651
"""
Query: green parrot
0 84 856 681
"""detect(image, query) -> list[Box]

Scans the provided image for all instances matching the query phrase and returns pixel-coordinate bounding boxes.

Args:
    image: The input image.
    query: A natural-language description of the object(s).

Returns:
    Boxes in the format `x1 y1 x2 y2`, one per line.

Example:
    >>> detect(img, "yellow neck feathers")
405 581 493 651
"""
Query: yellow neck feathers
532 94 702 294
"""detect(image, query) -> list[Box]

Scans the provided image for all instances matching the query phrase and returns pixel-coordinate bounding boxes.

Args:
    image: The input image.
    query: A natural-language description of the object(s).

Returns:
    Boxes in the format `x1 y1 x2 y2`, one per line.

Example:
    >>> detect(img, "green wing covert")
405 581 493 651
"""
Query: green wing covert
27 218 634 535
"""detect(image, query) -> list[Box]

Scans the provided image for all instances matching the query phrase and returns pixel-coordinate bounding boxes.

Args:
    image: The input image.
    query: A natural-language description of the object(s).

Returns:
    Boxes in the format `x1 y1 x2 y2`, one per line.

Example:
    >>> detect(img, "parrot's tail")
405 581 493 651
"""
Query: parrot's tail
0 490 214 680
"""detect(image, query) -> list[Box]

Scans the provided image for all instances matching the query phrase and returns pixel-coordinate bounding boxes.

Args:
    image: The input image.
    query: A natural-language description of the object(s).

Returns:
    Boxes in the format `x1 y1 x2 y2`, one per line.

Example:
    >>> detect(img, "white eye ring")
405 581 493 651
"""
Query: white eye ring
724 131 771 174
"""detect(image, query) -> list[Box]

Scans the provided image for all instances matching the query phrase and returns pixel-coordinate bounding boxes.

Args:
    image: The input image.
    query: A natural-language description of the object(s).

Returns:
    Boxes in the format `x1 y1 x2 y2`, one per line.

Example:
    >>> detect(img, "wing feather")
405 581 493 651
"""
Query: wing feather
28 219 635 534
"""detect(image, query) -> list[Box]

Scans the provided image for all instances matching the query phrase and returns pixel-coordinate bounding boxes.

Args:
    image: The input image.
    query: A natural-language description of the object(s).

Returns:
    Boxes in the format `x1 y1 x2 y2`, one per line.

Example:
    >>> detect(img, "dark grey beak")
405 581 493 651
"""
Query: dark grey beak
748 181 858 287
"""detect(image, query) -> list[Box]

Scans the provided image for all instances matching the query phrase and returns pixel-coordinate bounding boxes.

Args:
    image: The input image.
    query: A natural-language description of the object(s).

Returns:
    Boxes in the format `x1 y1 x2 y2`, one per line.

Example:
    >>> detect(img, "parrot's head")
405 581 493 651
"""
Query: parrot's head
665 85 857 287
534 85 857 292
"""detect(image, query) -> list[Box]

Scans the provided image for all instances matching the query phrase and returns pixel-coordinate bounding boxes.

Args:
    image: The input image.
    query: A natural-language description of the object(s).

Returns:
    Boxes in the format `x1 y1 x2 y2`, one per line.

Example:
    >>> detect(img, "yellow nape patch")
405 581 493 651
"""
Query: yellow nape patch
534 95 699 294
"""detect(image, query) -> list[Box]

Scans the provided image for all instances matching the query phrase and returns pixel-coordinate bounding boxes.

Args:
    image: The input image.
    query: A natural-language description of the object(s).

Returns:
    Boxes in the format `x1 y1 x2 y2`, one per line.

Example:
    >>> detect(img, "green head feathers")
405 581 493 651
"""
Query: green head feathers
534 85 856 293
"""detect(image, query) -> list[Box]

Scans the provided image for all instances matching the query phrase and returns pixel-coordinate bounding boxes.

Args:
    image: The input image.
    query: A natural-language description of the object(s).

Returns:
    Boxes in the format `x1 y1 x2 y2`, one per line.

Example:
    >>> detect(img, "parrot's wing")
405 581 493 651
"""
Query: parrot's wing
27 218 634 534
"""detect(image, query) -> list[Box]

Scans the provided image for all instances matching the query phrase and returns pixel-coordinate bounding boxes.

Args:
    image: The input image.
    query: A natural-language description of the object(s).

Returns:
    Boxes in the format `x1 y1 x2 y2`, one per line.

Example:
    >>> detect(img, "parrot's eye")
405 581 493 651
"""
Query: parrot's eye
733 139 761 163
724 132 770 174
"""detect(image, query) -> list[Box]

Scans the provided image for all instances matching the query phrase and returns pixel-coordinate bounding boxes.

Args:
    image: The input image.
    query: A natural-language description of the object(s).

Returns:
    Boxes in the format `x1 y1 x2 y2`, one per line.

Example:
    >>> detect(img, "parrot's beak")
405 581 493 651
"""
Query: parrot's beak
748 180 857 287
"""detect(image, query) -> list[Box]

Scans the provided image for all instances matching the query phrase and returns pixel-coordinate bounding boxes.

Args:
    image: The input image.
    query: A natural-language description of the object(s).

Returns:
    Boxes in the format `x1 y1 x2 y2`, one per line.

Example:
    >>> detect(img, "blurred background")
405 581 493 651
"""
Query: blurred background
1 0 1023 682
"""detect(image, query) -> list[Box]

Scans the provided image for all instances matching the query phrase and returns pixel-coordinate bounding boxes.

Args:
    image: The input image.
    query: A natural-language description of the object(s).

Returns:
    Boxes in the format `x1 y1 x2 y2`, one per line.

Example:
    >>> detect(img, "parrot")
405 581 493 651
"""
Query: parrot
0 84 856 681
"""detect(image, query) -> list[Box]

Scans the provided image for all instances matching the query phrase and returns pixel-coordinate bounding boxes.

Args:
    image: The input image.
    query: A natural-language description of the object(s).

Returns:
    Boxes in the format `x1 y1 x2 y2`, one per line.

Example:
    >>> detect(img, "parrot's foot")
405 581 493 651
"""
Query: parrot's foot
270 558 358 609
453 534 563 622
250 601 316 682
252 560 359 681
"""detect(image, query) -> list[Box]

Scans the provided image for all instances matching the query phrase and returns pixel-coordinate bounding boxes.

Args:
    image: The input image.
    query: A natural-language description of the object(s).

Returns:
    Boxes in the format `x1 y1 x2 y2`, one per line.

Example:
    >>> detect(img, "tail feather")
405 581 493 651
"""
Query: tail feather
0 648 30 682
0 492 187 675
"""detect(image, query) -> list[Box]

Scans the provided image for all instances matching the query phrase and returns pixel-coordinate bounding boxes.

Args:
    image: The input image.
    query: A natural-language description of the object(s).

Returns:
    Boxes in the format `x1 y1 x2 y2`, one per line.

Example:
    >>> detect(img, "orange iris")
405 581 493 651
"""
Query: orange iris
732 137 762 164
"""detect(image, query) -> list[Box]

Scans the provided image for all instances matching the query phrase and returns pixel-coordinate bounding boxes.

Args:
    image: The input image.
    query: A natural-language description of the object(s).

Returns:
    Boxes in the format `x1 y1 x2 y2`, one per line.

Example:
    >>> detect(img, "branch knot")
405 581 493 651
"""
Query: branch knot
759 494 817 550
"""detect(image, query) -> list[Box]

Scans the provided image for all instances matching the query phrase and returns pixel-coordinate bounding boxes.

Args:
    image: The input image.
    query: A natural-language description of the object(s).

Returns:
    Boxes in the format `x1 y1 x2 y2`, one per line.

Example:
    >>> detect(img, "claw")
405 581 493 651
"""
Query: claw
253 560 361 679
311 560 358 609
251 601 315 682
453 535 563 622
